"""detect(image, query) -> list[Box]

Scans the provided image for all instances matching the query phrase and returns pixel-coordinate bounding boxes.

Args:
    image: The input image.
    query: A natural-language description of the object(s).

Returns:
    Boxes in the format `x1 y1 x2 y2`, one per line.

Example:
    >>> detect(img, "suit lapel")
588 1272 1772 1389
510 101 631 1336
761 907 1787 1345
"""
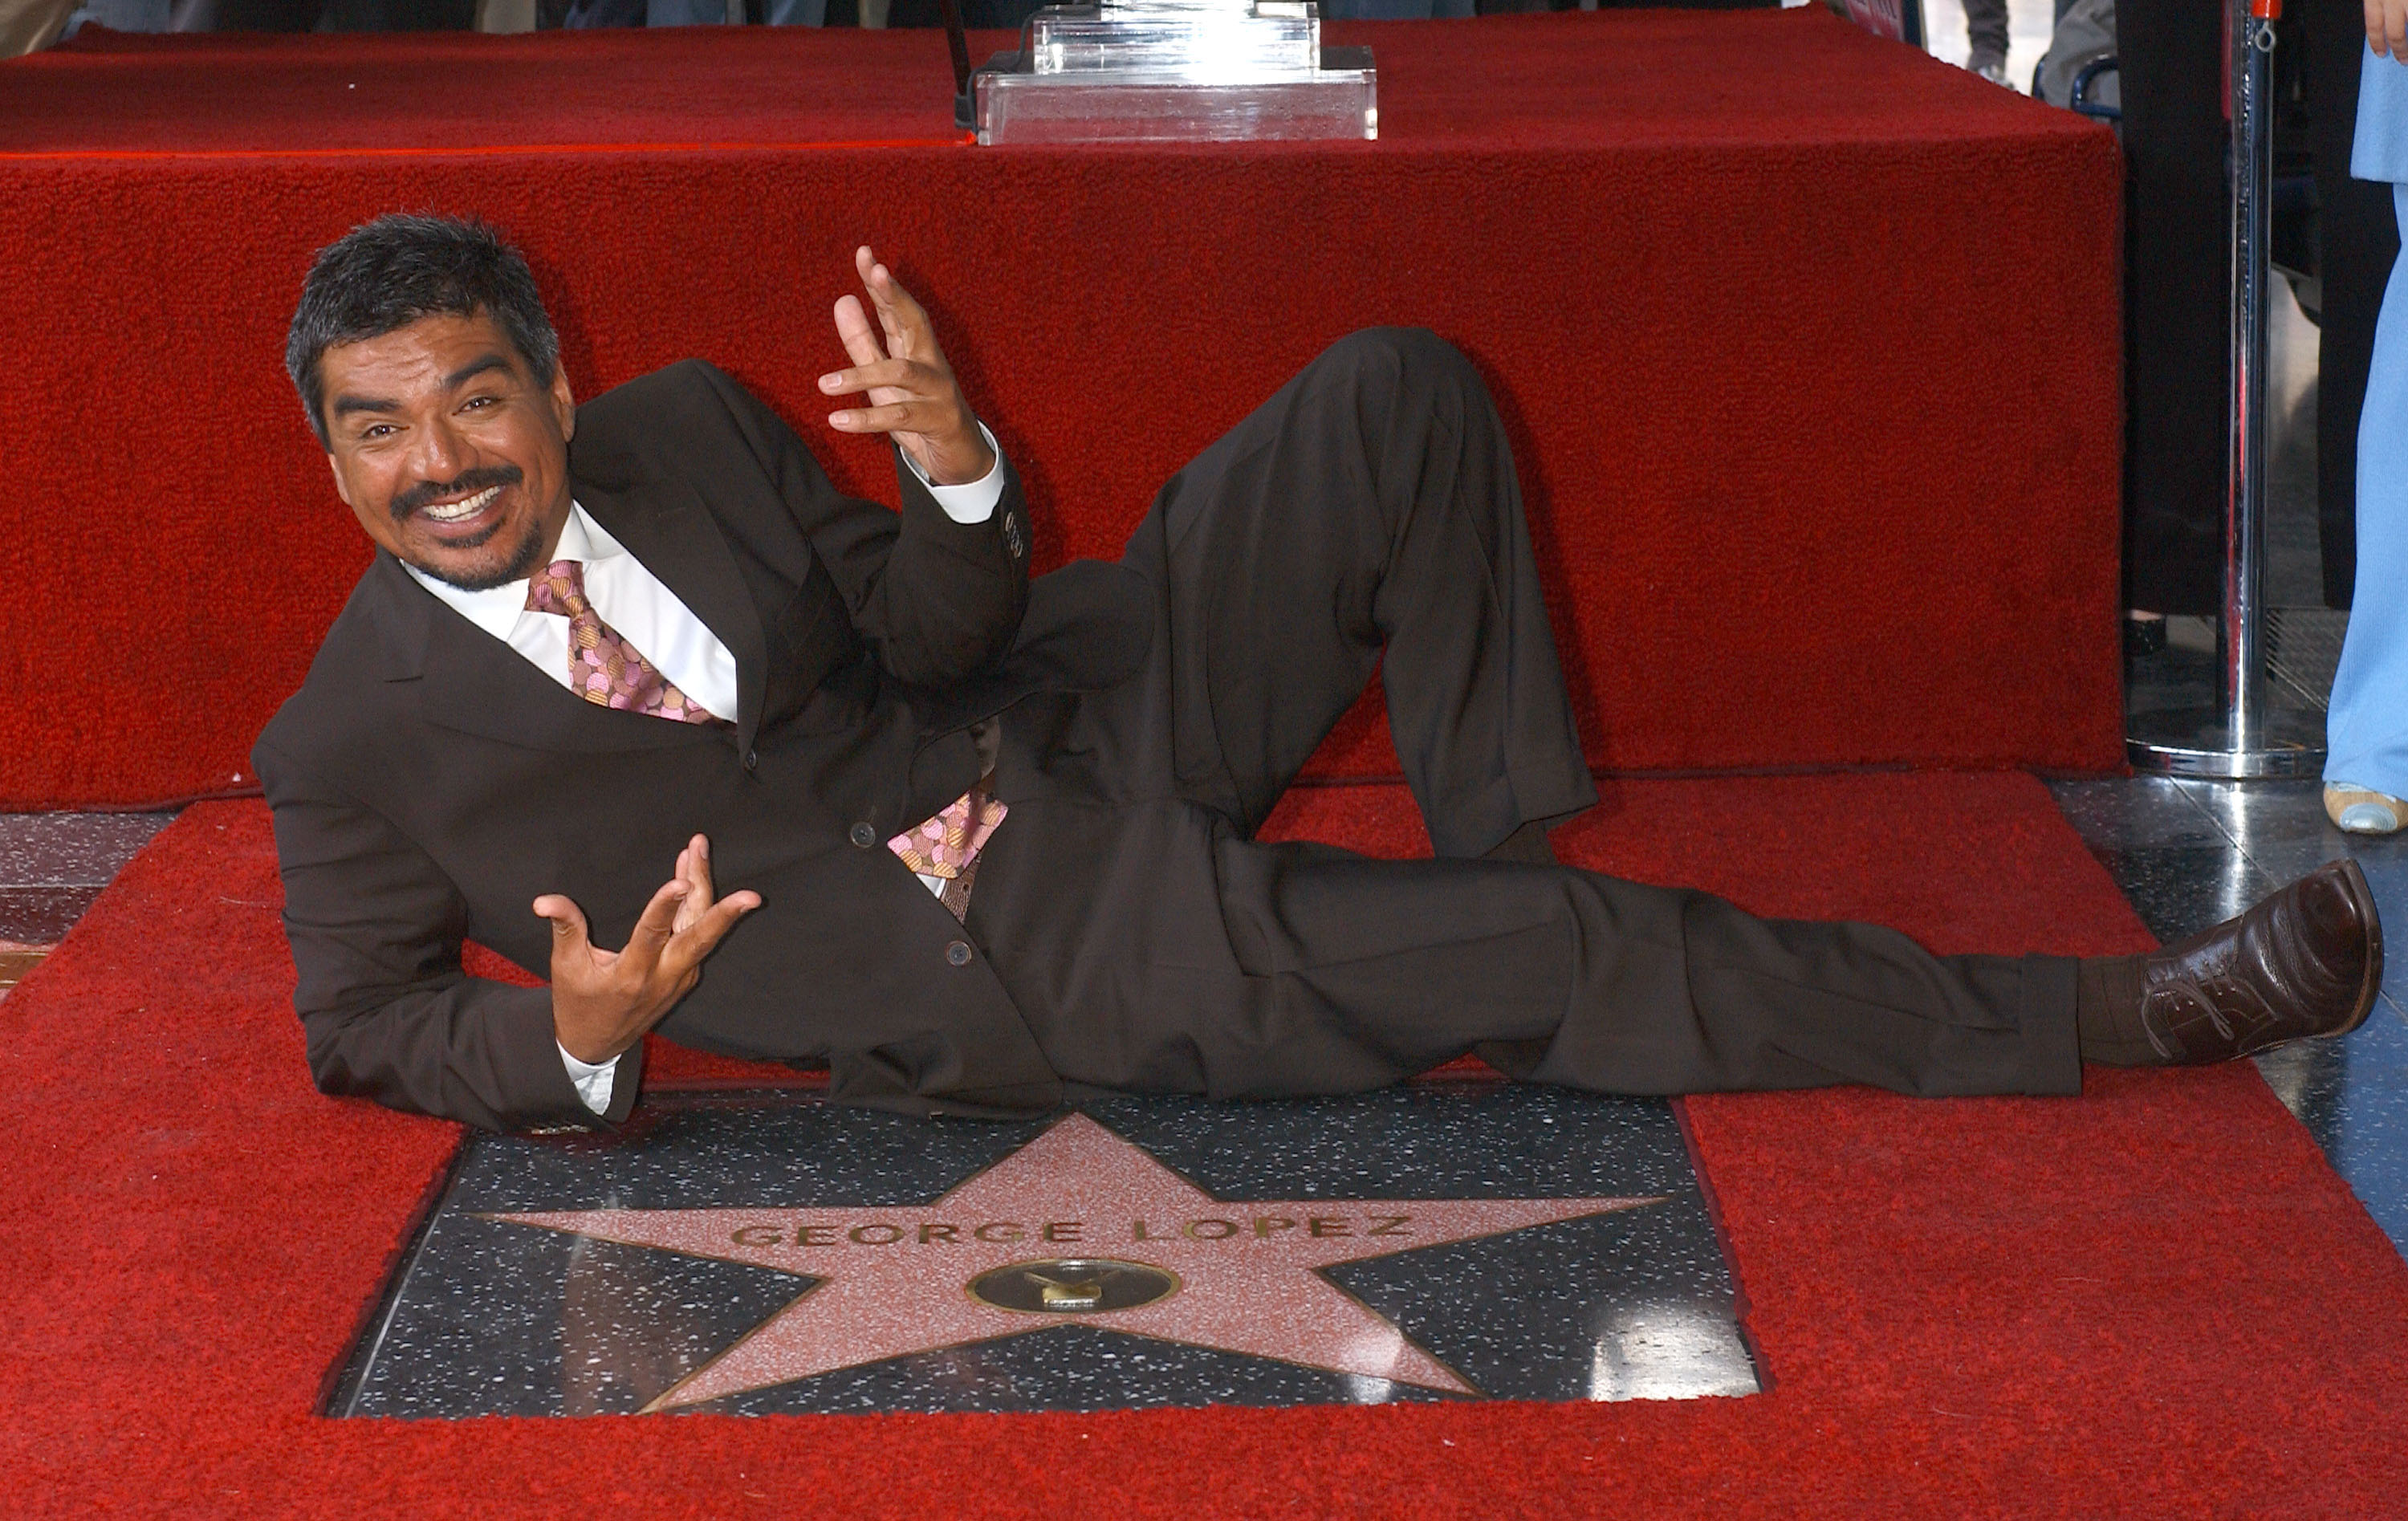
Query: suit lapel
576 473 769 753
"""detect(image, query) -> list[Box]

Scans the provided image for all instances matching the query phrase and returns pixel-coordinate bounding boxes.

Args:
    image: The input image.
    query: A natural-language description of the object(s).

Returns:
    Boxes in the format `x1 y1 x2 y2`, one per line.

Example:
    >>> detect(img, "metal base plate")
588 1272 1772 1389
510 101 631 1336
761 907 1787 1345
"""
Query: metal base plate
2127 706 2326 779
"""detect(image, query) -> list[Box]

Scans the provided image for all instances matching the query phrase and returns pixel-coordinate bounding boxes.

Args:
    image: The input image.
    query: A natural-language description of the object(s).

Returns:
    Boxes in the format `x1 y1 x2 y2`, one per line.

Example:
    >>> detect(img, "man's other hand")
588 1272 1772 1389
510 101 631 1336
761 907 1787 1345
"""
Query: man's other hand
2373 0 2408 61
537 835 761 1066
819 245 997 487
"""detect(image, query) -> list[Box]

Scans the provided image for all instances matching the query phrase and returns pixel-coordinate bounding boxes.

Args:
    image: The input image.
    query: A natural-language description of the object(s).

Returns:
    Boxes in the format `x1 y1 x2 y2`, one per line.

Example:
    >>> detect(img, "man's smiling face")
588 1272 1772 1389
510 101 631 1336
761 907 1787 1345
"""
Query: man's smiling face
317 308 576 592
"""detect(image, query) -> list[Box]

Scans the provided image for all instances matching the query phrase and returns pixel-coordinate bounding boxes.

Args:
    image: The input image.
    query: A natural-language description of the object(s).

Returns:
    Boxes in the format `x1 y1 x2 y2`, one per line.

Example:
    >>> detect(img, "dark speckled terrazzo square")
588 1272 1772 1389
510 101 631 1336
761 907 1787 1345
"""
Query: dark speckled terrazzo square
0 813 173 889
331 1084 1759 1417
0 813 176 944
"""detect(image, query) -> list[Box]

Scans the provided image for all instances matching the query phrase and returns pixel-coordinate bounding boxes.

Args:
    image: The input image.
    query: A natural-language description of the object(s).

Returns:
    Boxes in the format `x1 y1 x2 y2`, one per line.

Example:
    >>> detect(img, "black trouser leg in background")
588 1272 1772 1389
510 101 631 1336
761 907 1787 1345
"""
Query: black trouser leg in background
2118 0 2231 615
1962 0 2010 72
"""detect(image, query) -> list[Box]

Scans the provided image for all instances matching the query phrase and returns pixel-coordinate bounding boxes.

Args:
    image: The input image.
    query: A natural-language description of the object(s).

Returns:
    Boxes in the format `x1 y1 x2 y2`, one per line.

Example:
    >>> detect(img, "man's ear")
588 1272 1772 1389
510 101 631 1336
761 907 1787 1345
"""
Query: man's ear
551 366 576 442
324 452 356 509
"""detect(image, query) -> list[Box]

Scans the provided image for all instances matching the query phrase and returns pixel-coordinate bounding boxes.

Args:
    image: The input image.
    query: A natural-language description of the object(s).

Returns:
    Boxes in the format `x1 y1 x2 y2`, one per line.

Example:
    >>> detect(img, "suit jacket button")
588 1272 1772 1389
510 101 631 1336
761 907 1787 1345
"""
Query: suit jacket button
744 748 759 771
849 822 877 848
945 940 973 966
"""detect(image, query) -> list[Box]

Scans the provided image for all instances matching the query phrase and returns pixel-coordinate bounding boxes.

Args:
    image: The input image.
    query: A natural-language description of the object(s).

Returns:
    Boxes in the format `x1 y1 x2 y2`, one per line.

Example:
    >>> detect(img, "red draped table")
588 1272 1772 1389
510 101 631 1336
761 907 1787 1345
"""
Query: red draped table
0 9 2122 807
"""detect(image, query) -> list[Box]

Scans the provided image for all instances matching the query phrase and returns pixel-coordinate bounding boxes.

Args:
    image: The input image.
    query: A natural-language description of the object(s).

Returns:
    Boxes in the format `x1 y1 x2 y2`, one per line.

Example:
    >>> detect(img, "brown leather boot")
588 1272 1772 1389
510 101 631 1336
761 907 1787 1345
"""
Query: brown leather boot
2139 858 2385 1063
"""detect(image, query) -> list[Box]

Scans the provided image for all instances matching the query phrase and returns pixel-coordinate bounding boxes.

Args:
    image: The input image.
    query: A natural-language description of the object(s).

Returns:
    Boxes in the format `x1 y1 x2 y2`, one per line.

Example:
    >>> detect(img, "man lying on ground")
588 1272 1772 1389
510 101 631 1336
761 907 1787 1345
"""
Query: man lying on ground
256 214 2382 1132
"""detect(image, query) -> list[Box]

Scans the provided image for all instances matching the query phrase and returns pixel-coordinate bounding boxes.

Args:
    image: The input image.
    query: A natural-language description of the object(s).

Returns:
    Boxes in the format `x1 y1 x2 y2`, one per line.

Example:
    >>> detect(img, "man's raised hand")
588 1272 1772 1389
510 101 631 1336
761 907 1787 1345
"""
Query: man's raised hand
537 835 761 1067
819 245 996 487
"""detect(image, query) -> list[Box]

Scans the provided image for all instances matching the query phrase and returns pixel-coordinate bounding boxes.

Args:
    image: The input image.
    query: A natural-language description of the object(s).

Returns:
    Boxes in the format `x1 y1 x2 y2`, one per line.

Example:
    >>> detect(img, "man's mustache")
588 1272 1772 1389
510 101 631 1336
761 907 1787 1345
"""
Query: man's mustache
389 465 524 523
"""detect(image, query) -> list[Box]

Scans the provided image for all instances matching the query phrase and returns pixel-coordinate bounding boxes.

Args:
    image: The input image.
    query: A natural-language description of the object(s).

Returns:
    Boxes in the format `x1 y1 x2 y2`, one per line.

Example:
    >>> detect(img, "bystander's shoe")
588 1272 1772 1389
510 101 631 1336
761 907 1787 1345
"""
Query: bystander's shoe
2124 615 2167 658
2325 781 2406 836
1972 57 2011 87
2139 858 2382 1063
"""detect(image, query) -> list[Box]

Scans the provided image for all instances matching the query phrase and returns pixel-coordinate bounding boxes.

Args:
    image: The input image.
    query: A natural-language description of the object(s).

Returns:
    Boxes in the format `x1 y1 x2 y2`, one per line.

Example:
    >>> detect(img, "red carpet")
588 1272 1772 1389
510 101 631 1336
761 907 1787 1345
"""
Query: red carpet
0 10 2123 808
5 774 2404 1516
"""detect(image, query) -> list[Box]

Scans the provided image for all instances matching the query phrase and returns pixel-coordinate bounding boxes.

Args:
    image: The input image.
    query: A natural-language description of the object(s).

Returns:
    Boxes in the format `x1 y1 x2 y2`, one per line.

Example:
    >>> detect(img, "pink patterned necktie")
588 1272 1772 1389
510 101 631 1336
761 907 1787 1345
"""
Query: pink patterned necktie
523 560 725 725
889 779 1008 922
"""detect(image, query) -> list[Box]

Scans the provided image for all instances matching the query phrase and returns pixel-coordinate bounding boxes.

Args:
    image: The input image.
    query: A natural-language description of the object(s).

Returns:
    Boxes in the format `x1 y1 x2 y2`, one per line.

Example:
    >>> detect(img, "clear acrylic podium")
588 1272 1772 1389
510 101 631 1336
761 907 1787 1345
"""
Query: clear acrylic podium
971 0 1377 145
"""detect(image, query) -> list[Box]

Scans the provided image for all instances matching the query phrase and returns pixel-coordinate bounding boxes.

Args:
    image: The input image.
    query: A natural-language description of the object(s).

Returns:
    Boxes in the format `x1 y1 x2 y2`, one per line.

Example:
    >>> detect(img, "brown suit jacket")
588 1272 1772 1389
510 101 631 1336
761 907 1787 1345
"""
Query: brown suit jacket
254 360 1151 1132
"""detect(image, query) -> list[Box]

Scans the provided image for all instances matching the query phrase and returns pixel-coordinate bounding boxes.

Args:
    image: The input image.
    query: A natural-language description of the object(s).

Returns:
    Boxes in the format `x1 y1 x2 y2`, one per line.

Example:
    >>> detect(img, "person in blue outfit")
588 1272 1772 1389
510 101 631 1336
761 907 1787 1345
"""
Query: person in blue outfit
2329 22 2408 833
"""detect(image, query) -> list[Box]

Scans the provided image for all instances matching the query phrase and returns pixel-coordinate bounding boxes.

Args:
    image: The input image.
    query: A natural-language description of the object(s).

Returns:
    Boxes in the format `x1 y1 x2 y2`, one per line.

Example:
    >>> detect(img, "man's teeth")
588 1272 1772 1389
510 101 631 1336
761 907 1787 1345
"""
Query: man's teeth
421 486 501 523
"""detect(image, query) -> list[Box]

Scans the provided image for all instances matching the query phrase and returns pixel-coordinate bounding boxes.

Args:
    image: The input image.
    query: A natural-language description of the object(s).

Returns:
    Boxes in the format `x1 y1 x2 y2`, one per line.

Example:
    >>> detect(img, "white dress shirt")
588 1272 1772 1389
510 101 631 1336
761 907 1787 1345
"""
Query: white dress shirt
405 433 1006 1116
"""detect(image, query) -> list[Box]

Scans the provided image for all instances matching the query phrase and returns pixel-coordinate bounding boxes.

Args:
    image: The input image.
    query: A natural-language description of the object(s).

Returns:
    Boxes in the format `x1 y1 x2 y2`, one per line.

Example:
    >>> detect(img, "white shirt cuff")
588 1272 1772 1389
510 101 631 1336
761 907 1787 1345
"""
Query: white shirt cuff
903 421 1005 524
559 1041 620 1116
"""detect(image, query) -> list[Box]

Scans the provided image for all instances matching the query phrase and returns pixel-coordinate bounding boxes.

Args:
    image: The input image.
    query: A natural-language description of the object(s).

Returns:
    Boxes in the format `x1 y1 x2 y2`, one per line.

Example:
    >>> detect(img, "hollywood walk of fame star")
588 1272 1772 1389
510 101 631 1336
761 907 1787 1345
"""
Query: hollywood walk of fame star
486 1113 1665 1410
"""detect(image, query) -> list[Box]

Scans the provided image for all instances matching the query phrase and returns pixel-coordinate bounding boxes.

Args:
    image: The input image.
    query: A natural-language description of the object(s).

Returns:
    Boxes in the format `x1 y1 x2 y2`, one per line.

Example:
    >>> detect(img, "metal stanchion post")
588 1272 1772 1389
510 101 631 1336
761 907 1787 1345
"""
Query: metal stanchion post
2126 0 2326 776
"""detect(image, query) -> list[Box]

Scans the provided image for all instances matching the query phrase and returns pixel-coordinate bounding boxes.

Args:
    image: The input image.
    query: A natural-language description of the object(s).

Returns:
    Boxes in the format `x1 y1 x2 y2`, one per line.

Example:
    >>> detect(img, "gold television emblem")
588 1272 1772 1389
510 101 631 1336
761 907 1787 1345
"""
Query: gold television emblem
967 1259 1181 1315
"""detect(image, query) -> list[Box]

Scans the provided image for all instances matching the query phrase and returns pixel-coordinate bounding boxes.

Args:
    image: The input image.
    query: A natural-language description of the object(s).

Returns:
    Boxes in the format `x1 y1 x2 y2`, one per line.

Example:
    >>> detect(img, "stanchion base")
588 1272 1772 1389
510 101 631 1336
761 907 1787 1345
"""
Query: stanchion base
2127 706 2326 778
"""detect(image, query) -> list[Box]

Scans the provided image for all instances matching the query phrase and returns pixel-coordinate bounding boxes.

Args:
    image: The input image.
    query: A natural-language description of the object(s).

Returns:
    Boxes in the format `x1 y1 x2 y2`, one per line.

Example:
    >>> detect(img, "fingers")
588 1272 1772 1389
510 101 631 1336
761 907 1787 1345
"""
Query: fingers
536 893 618 982
818 356 930 399
665 836 756 961
820 355 963 445
534 893 591 954
865 262 927 333
541 843 757 995
621 875 693 975
660 889 763 975
2381 0 2408 58
854 245 934 356
673 834 717 936
833 293 886 371
655 837 759 965
827 400 951 437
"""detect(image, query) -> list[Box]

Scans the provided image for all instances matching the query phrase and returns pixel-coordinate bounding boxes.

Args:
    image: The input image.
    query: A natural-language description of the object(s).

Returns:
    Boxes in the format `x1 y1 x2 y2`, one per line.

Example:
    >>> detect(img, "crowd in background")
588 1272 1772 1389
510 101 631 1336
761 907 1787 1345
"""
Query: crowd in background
4 0 1604 43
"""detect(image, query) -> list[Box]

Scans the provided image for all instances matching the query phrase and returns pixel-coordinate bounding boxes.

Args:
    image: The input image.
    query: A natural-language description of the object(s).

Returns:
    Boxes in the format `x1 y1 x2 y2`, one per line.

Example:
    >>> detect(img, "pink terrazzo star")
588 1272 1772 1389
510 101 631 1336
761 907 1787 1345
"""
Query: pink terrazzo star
486 1113 1663 1410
